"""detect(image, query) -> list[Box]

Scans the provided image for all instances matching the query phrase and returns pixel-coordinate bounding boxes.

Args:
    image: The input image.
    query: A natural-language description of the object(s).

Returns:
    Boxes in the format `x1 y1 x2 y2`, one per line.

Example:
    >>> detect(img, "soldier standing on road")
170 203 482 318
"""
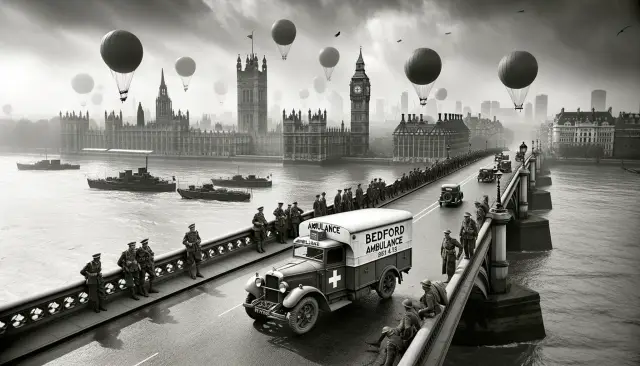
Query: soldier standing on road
285 203 293 238
441 230 463 283
290 202 303 237
313 194 322 217
182 223 204 279
342 188 350 212
334 189 342 214
474 201 487 227
273 202 286 243
117 242 144 300
347 188 354 210
80 253 107 313
355 183 364 210
252 206 268 253
460 212 479 259
365 183 373 208
136 239 159 295
320 192 328 215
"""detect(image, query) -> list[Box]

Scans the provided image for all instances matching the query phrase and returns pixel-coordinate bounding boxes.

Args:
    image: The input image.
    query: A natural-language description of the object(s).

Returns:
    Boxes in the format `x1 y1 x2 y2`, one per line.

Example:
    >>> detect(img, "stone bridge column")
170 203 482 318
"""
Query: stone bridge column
518 168 529 220
489 208 512 294
529 156 536 188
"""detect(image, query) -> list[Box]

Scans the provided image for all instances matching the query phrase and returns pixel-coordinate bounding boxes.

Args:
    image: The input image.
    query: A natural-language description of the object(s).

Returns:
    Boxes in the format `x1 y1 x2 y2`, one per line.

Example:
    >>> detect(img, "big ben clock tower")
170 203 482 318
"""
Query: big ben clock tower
349 47 370 156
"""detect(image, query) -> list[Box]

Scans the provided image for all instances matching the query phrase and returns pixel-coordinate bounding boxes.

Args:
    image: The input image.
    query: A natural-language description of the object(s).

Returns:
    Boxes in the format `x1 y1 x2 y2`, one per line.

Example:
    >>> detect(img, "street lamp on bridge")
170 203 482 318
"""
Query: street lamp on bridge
485 140 488 151
446 144 451 159
537 139 540 152
493 168 504 209
469 142 471 153
532 140 536 155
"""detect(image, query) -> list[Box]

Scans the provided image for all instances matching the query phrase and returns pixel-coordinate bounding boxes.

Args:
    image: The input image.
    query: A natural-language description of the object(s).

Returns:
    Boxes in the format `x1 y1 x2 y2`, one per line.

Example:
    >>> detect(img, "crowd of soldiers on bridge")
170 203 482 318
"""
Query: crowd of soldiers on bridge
77 149 490 315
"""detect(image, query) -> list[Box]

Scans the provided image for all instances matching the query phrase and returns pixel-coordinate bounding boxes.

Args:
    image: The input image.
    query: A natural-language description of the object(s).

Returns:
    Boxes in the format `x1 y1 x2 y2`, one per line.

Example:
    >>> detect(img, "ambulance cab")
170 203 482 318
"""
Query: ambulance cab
243 208 413 335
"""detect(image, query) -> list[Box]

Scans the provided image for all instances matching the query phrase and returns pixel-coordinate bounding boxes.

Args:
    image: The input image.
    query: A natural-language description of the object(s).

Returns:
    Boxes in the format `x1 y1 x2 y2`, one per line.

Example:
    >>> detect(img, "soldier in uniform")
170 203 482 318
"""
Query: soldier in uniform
182 223 204 279
80 253 107 313
355 183 364 210
417 279 448 319
372 326 405 366
136 238 159 295
333 189 342 214
285 203 293 238
365 183 373 208
341 188 350 212
347 188 354 211
117 242 144 300
367 299 421 348
482 195 490 214
252 206 268 253
441 230 463 282
460 212 479 259
273 202 286 243
474 201 487 227
313 194 322 217
319 192 328 216
290 202 303 237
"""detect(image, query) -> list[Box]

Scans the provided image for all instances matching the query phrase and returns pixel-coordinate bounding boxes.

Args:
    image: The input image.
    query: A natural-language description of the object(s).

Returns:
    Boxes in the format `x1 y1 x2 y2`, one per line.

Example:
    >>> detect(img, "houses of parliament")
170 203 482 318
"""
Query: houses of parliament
60 48 373 163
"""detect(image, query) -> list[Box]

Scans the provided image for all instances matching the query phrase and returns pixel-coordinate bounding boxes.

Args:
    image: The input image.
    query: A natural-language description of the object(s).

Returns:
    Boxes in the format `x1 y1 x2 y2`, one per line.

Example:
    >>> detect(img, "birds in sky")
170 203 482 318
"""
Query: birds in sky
445 32 451 35
334 31 340 37
517 9 525 13
397 39 402 43
617 25 631 36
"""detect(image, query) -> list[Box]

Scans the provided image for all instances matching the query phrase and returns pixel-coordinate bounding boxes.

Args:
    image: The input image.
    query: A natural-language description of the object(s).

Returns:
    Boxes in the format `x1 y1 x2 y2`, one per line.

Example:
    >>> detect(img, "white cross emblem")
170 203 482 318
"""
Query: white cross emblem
328 270 341 289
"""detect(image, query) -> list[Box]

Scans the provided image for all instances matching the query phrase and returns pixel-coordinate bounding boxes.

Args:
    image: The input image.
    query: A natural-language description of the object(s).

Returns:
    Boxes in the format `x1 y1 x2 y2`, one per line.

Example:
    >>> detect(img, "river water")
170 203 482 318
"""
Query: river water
446 164 640 366
0 153 418 304
2 154 639 366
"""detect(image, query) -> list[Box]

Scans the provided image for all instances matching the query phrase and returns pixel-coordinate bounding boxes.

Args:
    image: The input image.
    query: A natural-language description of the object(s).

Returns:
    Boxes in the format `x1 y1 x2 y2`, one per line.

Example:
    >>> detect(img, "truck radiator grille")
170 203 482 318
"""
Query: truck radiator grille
266 275 279 289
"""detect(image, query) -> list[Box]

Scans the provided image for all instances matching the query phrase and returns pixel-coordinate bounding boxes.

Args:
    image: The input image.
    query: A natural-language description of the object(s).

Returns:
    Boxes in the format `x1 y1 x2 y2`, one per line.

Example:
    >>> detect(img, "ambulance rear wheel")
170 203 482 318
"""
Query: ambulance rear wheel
287 296 319 335
376 270 397 299
245 293 266 321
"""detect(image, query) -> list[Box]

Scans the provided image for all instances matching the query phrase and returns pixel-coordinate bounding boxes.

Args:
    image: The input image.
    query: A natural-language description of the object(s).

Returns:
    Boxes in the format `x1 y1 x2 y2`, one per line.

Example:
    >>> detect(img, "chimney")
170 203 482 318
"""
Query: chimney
592 107 595 113
493 116 496 122
577 107 580 113
479 113 482 119
438 113 442 121
413 113 417 121
401 113 405 122
608 106 612 114
420 114 423 122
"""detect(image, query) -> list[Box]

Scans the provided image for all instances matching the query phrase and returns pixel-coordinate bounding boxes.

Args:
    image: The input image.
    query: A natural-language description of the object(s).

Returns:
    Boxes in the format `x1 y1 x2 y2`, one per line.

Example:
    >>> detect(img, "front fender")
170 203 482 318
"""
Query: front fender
379 265 402 287
283 286 330 311
244 276 262 300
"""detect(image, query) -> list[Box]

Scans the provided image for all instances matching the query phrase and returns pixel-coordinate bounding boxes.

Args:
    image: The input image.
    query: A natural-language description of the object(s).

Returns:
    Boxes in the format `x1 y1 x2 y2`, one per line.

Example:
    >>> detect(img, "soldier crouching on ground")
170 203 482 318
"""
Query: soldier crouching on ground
368 326 405 366
117 242 144 300
290 201 303 237
273 202 286 243
80 253 107 313
441 229 463 283
136 238 159 295
367 298 421 348
183 223 204 279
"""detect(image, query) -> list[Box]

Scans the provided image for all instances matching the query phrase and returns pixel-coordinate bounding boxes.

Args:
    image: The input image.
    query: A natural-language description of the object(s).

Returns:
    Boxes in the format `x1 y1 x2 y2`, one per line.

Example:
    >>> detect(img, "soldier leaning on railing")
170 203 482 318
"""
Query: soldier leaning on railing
289 202 303 237
273 202 287 243
80 253 107 313
117 242 145 300
136 238 159 294
252 207 268 253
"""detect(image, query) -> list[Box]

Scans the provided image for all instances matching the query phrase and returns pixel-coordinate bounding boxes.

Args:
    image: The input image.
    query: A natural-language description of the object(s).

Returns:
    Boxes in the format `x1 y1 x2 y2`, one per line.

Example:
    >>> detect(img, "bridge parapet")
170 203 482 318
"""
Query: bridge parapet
0 149 504 344
400 151 550 365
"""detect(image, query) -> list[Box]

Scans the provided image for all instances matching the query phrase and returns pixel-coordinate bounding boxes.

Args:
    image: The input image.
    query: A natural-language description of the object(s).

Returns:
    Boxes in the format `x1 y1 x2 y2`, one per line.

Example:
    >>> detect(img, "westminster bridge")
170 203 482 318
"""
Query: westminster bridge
0 145 554 366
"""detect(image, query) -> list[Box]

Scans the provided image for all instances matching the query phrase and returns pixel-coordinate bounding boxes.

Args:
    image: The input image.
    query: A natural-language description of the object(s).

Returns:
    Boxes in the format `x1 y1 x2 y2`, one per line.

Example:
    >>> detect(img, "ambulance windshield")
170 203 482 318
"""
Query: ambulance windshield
293 245 324 262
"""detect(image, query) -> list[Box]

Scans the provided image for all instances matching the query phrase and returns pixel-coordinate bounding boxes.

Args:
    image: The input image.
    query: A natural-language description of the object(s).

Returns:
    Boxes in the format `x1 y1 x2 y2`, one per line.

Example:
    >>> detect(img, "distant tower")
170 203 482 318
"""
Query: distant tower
401 92 409 114
490 101 500 118
137 102 145 127
349 47 371 156
534 94 548 123
524 102 533 122
237 53 268 135
591 90 606 111
156 69 172 125
480 101 491 118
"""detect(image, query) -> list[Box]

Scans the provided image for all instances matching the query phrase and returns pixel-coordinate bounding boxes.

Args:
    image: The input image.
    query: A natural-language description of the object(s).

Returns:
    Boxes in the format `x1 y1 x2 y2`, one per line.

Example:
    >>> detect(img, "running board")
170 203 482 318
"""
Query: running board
329 299 353 312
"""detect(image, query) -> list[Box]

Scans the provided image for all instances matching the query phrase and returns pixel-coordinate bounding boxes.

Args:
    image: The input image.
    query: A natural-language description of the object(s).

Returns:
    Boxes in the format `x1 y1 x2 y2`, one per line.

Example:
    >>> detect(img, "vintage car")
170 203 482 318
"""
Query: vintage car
494 153 504 162
243 208 413 335
498 160 512 173
477 168 496 183
438 183 464 206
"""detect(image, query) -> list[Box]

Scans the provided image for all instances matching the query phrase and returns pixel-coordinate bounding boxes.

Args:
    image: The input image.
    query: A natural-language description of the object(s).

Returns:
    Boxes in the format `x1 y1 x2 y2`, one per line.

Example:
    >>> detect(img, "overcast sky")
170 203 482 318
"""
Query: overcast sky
0 0 638 121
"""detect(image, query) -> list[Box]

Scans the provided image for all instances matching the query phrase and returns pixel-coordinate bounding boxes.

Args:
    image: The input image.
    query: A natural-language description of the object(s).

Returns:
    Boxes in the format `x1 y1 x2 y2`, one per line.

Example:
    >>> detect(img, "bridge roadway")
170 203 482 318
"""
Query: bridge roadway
18 155 513 366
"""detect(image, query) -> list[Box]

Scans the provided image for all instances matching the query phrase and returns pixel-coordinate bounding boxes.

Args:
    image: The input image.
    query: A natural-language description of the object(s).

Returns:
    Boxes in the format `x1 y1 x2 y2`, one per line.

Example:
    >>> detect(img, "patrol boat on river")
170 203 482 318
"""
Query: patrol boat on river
17 150 80 171
211 169 272 188
177 183 251 202
87 154 175 192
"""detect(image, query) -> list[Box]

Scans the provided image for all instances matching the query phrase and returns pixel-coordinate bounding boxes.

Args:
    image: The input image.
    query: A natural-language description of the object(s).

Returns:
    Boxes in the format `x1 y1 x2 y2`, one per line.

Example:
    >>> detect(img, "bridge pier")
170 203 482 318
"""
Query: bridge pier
453 207 546 346
536 152 552 187
528 155 553 210
507 166 553 251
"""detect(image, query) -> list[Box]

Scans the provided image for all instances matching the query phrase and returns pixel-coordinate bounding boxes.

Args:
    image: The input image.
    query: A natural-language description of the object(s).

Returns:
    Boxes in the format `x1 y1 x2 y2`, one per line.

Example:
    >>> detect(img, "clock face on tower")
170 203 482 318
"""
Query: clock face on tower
353 85 362 94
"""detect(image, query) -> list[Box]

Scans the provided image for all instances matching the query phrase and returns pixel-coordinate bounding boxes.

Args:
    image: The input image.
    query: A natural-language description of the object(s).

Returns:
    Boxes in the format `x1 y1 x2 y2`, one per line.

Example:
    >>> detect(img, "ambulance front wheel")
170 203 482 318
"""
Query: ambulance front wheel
376 270 397 299
287 296 319 335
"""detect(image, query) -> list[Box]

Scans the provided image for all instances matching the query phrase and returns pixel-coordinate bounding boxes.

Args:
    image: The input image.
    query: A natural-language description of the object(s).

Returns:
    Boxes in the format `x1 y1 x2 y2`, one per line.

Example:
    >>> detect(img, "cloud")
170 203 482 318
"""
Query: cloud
0 0 639 119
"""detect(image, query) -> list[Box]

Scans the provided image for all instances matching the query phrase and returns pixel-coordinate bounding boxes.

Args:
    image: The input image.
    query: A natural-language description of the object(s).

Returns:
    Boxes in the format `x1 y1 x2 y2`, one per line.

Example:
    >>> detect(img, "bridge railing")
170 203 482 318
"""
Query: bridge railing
0 149 502 339
399 153 533 366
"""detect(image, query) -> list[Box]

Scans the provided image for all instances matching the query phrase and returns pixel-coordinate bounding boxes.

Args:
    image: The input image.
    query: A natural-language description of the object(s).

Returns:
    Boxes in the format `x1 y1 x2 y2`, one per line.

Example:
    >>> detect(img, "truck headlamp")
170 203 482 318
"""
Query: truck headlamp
255 278 264 287
279 281 289 293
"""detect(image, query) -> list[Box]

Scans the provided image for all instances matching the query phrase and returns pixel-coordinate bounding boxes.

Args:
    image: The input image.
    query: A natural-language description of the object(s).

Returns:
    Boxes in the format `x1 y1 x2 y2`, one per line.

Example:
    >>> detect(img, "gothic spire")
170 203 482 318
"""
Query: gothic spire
356 46 365 70
160 68 166 87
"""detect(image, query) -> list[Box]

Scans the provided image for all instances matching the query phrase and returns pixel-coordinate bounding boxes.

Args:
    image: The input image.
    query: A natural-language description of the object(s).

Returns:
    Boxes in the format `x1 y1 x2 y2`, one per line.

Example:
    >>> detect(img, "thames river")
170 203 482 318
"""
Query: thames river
2 154 639 366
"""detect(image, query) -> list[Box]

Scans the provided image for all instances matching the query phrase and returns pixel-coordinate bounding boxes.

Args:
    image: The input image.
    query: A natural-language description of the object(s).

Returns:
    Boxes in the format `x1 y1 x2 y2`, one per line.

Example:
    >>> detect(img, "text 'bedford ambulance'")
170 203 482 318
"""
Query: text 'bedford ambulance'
365 224 405 254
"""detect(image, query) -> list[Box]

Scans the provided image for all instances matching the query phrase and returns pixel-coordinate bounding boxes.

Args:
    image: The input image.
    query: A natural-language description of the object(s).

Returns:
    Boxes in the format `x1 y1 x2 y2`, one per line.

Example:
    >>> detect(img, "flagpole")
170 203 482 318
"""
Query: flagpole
251 30 254 56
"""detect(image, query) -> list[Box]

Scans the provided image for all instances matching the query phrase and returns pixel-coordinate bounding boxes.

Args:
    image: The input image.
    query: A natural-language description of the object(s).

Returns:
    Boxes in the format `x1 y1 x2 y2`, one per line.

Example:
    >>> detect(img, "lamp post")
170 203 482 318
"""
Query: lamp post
469 142 472 154
537 139 540 152
532 140 536 155
485 140 488 151
494 168 504 210
446 144 451 159
518 141 527 161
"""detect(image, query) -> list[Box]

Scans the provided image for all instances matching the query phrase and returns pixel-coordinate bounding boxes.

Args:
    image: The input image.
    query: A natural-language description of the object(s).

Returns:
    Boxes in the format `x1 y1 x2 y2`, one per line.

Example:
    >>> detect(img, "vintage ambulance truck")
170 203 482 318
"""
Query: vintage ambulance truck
243 208 413 335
